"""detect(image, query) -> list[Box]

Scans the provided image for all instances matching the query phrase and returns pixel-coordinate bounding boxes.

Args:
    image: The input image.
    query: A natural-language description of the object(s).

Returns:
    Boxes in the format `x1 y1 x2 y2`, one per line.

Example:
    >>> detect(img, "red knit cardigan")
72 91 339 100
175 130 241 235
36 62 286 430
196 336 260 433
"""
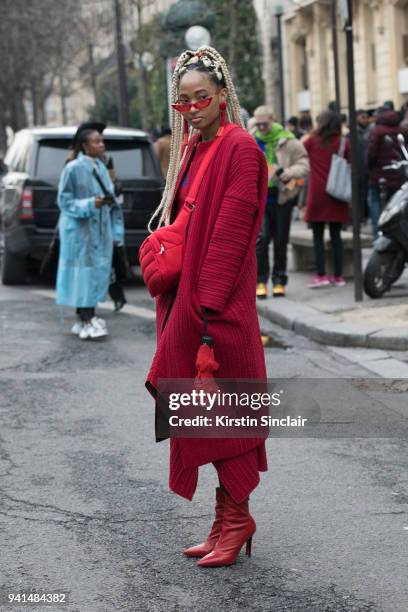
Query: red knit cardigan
146 126 268 490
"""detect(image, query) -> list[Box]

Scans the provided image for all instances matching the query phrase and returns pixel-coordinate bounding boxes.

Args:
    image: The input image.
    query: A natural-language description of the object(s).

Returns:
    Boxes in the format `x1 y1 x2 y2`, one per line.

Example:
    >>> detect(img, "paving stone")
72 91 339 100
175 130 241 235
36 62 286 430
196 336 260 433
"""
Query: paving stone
329 347 389 363
257 299 319 331
358 358 408 378
258 299 407 351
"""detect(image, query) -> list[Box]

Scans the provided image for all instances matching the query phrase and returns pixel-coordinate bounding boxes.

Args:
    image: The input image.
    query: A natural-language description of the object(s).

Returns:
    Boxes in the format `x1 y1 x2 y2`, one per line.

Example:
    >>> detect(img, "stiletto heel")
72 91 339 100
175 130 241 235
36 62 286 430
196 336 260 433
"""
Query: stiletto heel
245 536 252 557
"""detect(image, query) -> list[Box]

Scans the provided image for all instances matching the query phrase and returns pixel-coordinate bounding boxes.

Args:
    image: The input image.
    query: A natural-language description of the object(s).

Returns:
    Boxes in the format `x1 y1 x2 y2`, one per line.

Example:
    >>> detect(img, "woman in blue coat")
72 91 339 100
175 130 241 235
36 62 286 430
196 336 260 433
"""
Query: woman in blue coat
56 127 124 339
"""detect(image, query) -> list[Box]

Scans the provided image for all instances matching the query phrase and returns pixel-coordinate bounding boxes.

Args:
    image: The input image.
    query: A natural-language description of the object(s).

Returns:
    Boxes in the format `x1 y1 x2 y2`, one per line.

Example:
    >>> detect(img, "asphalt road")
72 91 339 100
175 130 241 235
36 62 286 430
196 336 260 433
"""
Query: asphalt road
0 281 407 612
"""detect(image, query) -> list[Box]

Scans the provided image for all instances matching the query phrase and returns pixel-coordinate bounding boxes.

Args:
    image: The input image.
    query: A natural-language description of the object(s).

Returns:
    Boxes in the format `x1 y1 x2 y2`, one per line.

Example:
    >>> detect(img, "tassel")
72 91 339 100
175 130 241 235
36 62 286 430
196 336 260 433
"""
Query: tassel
195 342 219 380
194 338 220 398
217 101 227 136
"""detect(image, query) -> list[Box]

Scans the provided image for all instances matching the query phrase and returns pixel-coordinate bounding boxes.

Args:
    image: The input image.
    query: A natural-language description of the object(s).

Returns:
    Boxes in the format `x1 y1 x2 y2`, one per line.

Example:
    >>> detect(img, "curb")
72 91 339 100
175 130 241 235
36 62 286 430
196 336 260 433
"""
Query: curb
257 300 408 351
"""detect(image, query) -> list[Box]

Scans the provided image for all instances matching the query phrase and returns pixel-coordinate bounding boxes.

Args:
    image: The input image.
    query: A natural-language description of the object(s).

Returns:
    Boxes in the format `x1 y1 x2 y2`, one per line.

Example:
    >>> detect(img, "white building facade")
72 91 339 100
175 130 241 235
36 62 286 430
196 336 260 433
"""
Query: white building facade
283 0 408 120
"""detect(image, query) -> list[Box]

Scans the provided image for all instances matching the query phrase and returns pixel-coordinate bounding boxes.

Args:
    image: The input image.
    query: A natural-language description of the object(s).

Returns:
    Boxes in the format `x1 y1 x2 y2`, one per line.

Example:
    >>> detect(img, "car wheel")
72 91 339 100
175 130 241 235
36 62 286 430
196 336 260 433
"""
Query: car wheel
1 239 27 285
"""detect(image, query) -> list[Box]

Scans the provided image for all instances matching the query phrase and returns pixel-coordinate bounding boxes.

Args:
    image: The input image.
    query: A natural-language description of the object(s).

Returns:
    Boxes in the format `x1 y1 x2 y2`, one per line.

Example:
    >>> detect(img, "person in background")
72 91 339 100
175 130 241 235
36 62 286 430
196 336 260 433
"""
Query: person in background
254 105 309 298
383 100 395 111
286 116 304 140
56 125 124 339
303 111 350 288
240 107 250 128
340 113 350 137
104 155 128 311
356 109 370 222
154 127 172 177
367 107 408 236
247 116 258 137
296 113 314 215
400 100 408 129
286 117 309 221
73 121 127 312
148 127 160 143
299 113 314 144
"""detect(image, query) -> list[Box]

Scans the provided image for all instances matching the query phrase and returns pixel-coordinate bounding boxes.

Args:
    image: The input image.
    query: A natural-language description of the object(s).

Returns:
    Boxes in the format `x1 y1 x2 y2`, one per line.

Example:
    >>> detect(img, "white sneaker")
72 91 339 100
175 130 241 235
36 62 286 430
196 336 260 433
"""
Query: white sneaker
71 321 84 335
79 322 108 340
91 316 106 330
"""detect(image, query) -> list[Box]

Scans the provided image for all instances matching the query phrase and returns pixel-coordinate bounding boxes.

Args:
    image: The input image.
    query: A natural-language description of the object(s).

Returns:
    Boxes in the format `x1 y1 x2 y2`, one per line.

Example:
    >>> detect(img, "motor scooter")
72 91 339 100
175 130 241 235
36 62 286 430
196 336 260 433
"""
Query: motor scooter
363 134 408 298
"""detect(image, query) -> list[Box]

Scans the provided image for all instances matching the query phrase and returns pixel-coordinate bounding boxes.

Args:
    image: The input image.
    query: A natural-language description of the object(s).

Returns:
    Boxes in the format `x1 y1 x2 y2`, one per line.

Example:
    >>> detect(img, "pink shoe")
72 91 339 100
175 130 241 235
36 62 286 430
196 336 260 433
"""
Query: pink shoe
332 275 346 287
308 274 331 289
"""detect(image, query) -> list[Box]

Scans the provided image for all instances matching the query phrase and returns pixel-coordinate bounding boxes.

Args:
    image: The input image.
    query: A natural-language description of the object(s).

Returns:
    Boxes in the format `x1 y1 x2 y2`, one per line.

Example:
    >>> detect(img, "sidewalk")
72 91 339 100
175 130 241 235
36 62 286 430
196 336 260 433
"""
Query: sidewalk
257 223 408 351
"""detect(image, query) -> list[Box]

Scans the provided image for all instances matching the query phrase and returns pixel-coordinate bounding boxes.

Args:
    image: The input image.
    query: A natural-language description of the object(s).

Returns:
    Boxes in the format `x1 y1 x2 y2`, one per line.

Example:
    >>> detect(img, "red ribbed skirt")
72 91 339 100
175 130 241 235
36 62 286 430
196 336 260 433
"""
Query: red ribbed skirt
169 439 267 504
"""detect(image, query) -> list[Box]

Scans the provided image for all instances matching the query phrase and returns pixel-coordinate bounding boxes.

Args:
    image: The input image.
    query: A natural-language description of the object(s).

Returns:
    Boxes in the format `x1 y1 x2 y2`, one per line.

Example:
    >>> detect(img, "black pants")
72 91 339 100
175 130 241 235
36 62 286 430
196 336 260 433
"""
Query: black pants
76 307 95 322
311 222 343 277
109 281 126 305
109 245 127 305
256 199 295 286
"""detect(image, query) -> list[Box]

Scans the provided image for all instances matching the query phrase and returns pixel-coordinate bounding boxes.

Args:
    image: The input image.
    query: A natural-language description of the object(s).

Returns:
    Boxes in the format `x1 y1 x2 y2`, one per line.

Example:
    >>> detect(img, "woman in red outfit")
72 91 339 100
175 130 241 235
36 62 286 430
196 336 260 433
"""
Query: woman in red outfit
304 111 351 288
145 47 268 567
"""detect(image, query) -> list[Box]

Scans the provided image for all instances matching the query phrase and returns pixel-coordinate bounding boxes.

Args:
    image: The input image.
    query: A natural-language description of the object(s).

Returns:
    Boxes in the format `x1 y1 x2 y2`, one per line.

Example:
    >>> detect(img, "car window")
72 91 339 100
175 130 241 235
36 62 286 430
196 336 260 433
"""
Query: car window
35 139 71 183
35 138 157 183
104 139 156 179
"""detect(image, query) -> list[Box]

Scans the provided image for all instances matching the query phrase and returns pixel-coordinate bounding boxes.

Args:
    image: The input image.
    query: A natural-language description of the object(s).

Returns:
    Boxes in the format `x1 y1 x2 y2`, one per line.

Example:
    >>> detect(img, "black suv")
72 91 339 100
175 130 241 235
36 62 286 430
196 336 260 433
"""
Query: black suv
0 126 164 284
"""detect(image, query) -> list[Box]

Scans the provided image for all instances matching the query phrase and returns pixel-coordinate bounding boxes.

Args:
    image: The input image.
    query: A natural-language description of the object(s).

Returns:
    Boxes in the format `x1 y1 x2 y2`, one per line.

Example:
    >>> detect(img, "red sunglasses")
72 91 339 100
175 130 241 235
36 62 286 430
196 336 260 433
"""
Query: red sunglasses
171 97 213 113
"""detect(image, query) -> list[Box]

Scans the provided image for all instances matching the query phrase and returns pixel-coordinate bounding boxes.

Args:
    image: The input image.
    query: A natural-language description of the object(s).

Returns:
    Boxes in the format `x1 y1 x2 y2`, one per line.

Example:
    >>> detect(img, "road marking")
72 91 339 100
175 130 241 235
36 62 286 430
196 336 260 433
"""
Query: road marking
31 289 156 321
102 303 156 320
31 289 56 300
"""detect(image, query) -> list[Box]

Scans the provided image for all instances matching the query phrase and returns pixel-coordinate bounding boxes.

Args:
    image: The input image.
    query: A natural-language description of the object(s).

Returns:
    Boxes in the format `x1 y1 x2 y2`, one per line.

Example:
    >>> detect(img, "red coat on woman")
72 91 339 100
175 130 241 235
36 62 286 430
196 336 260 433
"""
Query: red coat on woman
146 126 268 503
304 134 351 223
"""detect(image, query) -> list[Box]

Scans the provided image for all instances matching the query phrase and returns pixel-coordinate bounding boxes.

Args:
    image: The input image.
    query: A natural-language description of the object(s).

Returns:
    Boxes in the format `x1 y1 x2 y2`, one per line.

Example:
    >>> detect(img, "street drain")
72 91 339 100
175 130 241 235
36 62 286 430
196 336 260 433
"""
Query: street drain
260 333 289 349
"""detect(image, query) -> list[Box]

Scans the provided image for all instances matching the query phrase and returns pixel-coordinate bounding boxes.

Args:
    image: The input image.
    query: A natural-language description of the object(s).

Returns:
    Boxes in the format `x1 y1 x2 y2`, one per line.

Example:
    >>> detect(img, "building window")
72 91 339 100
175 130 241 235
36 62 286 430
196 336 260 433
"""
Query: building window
371 42 377 72
403 8 408 65
364 5 377 104
368 11 376 73
299 38 309 90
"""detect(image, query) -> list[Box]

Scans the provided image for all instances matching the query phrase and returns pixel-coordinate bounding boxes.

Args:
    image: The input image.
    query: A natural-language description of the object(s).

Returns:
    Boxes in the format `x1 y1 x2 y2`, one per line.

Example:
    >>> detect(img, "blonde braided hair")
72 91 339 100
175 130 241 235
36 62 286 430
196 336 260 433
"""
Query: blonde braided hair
148 46 244 231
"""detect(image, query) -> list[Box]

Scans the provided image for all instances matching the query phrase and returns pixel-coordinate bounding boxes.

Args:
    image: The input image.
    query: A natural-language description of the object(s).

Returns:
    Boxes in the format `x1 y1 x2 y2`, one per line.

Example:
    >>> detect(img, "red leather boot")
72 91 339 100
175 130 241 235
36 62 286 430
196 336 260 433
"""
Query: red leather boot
197 492 255 567
183 487 226 557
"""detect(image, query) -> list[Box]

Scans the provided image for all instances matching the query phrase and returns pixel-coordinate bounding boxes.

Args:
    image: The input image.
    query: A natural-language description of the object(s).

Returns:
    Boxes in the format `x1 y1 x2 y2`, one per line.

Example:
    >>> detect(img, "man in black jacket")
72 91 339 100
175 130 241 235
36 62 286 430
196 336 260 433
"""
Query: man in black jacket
367 109 408 235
